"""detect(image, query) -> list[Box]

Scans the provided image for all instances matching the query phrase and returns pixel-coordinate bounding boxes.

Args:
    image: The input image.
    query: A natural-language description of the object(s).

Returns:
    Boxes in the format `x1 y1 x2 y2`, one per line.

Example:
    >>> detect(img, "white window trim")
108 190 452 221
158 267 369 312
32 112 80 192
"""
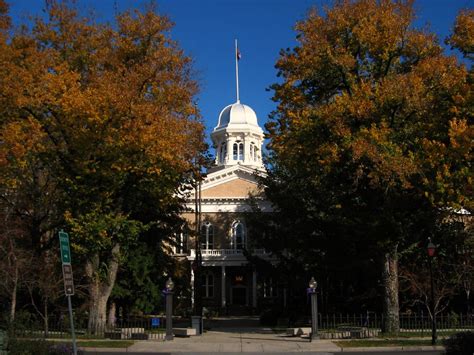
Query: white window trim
201 222 214 249
231 221 246 249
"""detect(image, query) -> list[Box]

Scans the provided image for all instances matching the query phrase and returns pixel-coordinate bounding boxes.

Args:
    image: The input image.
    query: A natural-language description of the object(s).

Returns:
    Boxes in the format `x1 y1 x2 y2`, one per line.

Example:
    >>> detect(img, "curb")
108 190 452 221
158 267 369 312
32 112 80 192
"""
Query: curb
338 345 445 352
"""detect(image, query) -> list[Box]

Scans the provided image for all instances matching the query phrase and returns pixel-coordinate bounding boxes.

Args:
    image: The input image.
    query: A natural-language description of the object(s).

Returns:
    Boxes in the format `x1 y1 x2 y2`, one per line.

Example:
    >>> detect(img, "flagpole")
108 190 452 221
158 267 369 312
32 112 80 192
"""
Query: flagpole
235 39 240 103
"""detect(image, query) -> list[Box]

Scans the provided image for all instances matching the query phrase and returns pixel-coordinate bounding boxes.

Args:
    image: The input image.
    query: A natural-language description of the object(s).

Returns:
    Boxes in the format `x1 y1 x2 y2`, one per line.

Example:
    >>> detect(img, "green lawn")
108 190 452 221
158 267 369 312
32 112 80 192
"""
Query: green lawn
381 330 471 338
76 340 135 348
334 339 438 348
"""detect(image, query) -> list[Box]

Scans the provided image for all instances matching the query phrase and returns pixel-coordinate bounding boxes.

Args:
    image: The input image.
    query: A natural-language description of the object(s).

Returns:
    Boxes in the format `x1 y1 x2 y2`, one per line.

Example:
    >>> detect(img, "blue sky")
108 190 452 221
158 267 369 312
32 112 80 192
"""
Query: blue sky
7 0 472 149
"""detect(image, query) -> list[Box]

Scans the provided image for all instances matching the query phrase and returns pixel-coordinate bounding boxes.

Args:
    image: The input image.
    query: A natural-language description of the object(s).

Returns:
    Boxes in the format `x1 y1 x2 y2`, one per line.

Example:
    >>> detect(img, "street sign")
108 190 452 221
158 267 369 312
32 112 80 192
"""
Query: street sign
59 230 74 295
62 264 75 296
58 230 77 355
59 231 72 264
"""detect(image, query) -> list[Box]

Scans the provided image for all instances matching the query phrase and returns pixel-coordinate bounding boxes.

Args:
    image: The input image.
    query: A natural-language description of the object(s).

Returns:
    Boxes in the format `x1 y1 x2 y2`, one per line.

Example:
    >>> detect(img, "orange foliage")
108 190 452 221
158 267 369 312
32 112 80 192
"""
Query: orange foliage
268 0 472 210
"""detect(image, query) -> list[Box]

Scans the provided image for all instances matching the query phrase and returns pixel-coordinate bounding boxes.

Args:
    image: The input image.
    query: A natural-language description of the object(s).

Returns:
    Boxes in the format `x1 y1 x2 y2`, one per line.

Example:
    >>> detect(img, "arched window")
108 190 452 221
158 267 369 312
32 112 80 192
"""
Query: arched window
250 143 255 161
201 272 214 298
200 222 214 249
233 141 244 161
233 143 238 160
232 221 246 249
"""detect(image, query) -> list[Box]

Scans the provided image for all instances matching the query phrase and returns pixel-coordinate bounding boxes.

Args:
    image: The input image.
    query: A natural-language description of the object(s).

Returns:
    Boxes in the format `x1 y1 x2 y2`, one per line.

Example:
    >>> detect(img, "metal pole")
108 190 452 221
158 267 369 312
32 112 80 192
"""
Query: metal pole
235 39 240 102
67 295 77 355
193 171 203 332
310 290 319 341
165 291 174 341
429 256 437 345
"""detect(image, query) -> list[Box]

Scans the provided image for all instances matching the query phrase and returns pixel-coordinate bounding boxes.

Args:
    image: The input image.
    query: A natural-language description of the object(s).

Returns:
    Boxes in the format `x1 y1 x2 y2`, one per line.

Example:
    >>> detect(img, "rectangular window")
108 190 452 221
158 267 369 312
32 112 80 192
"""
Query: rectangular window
202 274 214 298
176 232 188 254
263 278 278 298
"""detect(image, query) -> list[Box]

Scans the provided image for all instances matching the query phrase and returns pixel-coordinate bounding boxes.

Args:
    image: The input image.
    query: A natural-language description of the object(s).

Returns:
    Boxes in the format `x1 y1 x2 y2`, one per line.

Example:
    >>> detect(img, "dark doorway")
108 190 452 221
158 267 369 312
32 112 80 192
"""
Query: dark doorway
232 287 246 305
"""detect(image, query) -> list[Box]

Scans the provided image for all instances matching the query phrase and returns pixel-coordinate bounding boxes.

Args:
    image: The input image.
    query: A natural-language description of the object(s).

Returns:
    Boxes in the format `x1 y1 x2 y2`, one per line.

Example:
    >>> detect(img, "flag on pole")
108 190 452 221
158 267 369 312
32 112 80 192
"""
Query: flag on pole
237 48 242 60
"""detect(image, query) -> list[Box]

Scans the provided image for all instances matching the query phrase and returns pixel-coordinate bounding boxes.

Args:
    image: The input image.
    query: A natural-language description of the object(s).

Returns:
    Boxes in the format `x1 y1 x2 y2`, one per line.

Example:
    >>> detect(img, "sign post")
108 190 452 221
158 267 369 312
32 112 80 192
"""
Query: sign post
59 230 77 355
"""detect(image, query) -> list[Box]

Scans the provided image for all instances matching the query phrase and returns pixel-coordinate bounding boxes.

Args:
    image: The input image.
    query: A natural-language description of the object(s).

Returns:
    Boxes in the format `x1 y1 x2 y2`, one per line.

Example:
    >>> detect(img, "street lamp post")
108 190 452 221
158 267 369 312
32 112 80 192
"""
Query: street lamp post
427 239 436 345
308 277 319 341
165 277 175 341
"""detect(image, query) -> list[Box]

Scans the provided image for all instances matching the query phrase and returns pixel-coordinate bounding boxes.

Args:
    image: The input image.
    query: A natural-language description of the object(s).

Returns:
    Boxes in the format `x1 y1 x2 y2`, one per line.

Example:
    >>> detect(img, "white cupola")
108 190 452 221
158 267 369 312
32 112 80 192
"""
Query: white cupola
211 100 264 169
211 40 264 170
210 40 264 170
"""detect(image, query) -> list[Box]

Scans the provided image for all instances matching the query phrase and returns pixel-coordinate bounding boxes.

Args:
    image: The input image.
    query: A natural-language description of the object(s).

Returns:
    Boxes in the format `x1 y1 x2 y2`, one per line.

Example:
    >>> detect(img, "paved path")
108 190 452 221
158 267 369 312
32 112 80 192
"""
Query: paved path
80 317 444 354
129 328 340 353
80 329 444 354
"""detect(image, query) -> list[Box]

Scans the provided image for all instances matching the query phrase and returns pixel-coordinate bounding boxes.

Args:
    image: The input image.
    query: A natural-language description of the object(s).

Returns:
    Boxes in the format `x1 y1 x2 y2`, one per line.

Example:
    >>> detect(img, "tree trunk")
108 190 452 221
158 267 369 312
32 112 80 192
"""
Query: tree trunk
43 297 49 337
107 301 116 329
85 243 120 334
382 244 400 333
9 262 18 323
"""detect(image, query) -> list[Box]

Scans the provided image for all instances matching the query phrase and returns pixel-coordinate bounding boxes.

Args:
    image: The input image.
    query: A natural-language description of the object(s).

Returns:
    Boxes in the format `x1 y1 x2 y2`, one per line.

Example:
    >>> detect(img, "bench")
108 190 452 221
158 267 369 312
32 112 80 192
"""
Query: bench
337 326 368 339
121 327 145 339
173 327 197 337
286 327 311 336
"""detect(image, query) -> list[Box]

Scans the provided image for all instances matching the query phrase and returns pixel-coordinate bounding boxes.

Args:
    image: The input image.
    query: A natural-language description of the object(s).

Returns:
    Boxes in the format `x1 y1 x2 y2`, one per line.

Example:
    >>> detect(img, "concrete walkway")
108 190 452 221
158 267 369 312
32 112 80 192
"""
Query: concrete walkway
79 316 444 353
128 329 341 353
79 329 445 353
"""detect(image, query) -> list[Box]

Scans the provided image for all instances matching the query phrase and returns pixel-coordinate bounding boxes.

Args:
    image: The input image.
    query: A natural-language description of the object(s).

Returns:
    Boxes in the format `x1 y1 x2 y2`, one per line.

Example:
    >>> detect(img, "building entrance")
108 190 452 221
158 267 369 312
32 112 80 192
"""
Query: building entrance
232 287 247 305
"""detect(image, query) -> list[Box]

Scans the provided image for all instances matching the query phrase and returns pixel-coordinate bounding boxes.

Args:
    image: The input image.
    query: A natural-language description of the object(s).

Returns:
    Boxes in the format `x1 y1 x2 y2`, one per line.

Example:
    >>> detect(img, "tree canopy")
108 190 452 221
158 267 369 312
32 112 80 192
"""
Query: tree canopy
259 0 473 332
0 0 205 330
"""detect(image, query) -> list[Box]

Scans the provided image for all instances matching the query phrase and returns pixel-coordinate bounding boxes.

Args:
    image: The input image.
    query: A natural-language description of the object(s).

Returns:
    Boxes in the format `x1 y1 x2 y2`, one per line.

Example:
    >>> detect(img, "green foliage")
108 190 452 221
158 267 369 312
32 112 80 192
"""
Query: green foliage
112 244 166 314
66 210 145 259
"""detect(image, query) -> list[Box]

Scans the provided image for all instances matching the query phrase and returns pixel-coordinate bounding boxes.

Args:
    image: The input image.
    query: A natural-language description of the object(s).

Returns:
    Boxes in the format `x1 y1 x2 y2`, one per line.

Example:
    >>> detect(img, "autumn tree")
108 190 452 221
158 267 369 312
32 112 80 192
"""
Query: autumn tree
0 0 205 333
399 218 473 318
263 0 472 332
448 9 474 62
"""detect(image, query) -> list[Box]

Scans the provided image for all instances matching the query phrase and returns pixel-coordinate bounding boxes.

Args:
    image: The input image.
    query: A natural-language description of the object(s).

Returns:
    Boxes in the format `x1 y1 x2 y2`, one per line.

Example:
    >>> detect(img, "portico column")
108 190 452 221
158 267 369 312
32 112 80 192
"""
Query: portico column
221 265 226 308
252 270 257 308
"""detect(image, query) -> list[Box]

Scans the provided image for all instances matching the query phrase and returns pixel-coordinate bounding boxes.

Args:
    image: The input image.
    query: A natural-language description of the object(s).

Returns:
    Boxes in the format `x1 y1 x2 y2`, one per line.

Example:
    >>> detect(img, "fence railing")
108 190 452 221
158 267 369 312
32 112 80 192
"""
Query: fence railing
9 315 184 340
315 313 474 334
8 312 474 340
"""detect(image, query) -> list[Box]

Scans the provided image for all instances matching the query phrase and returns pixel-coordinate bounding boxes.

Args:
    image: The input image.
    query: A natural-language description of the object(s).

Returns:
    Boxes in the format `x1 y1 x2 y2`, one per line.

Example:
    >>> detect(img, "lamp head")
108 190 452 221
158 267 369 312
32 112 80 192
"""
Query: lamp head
309 277 317 290
427 238 436 257
165 277 174 291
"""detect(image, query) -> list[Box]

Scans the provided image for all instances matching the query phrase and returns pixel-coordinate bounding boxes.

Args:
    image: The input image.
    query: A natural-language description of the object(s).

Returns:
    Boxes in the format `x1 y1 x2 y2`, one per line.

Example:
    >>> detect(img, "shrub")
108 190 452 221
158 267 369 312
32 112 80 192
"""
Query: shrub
259 308 280 326
7 338 73 355
8 338 51 355
443 331 474 355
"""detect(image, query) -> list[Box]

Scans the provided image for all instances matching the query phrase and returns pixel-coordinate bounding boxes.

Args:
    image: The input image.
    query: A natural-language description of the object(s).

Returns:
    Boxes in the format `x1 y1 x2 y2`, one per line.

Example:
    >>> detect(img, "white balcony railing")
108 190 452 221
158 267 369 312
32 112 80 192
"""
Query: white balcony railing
188 248 271 259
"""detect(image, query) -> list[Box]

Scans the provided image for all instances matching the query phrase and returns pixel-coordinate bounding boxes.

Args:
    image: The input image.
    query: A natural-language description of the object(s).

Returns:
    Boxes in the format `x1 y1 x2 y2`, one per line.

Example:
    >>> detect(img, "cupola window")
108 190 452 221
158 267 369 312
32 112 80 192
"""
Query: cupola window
250 143 258 161
233 141 244 160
